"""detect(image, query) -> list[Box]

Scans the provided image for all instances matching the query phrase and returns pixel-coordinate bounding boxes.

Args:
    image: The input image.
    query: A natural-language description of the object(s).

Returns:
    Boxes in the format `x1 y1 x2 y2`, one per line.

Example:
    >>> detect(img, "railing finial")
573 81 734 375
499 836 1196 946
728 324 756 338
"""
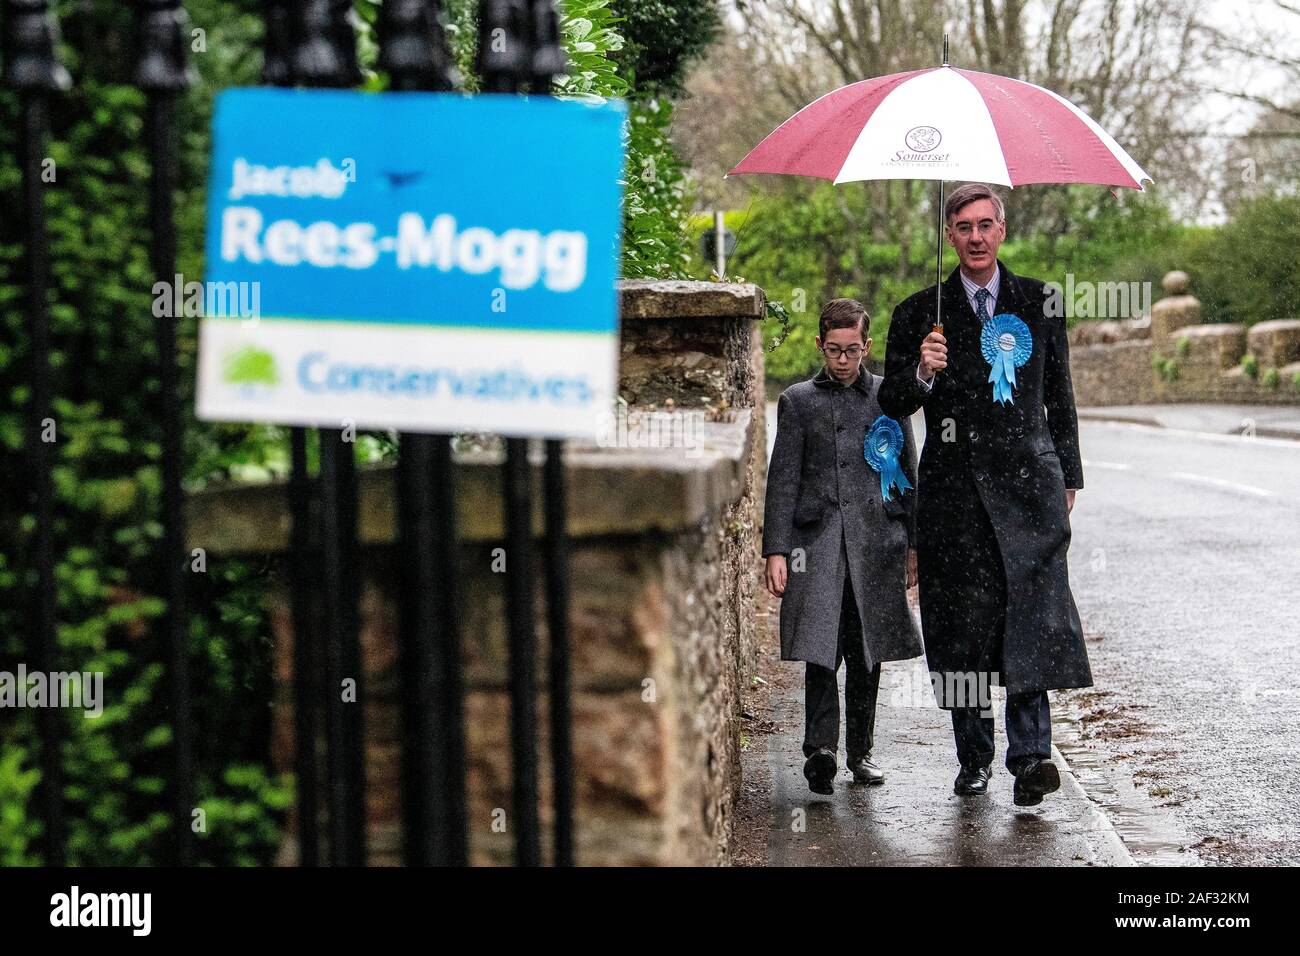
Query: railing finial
2 0 72 92
292 0 361 88
379 0 459 92
527 0 566 94
135 0 197 92
476 0 529 92
261 0 293 86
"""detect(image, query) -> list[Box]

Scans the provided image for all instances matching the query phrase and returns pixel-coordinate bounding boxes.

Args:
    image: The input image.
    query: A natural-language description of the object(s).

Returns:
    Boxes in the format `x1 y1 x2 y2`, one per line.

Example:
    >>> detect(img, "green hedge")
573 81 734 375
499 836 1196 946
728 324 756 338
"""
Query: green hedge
692 184 1297 383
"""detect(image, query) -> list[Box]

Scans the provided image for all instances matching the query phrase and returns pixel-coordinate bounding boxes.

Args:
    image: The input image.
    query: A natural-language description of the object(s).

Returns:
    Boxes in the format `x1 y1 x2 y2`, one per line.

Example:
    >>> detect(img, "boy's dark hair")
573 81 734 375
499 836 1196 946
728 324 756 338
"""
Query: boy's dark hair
819 298 869 342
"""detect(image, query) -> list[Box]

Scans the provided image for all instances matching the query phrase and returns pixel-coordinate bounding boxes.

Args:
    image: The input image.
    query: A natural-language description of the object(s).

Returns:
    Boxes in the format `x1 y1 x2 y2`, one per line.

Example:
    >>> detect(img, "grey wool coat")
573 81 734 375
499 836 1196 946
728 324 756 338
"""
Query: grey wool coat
762 365 924 672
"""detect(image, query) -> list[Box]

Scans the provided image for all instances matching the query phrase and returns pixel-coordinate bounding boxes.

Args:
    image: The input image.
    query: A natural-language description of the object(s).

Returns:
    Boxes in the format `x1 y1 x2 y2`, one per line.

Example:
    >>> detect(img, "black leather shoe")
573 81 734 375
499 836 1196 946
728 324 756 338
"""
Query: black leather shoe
849 755 885 785
1013 758 1061 806
804 748 836 795
953 765 991 795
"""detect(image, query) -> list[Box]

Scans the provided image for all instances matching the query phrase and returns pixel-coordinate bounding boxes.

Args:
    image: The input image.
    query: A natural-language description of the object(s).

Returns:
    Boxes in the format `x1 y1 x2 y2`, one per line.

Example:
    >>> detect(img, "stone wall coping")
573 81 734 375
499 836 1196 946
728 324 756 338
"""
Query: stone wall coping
619 279 766 321
1247 319 1300 335
1068 317 1151 346
186 408 755 555
1153 294 1200 308
1172 323 1246 340
1071 339 1154 355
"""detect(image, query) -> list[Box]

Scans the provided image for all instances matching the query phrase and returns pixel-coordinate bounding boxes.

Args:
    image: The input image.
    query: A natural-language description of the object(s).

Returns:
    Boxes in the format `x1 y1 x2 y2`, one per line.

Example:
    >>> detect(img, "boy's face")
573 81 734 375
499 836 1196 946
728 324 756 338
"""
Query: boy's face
816 322 870 383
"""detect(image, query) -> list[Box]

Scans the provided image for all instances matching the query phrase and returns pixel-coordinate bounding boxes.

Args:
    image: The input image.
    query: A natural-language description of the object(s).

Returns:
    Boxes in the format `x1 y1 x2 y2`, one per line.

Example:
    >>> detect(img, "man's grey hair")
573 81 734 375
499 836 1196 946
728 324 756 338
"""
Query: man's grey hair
945 183 1006 224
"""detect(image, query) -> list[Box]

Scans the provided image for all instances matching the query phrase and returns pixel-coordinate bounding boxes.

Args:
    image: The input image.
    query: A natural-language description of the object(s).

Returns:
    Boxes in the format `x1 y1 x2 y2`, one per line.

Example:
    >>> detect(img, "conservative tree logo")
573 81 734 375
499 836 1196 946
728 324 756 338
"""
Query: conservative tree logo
222 345 279 387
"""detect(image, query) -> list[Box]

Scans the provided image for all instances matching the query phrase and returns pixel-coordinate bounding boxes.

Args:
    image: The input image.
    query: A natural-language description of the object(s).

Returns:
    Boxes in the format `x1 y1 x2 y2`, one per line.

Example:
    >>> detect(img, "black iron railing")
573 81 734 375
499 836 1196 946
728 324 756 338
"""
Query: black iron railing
3 0 579 868
4 0 71 869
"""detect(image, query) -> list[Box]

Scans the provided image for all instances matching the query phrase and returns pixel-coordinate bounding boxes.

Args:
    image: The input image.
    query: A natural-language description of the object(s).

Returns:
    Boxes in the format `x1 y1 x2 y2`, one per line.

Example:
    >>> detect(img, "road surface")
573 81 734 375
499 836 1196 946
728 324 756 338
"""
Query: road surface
1064 418 1300 865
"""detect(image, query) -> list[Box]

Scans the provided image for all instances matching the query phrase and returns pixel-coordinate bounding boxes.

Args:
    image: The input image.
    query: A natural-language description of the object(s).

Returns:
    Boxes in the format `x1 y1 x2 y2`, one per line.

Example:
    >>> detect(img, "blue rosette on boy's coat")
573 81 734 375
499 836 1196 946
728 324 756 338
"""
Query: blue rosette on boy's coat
980 313 1033 405
863 415 913 502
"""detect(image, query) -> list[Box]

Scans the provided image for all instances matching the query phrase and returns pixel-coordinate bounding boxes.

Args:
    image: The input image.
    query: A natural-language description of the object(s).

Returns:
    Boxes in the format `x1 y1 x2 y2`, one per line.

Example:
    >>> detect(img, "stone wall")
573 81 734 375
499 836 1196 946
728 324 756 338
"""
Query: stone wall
1067 339 1159 406
619 279 766 413
187 280 767 866
1067 271 1300 407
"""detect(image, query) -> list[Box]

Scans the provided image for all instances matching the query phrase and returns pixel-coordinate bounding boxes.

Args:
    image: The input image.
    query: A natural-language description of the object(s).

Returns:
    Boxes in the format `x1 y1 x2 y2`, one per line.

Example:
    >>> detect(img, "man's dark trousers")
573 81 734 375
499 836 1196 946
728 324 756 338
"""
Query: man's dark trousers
943 510 1053 775
802 545 882 764
951 691 1051 776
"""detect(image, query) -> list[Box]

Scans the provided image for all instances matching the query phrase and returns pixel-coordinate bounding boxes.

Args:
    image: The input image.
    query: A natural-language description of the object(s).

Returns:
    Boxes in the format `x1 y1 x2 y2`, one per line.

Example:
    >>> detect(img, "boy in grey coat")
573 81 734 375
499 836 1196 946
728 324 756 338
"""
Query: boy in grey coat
762 299 923 794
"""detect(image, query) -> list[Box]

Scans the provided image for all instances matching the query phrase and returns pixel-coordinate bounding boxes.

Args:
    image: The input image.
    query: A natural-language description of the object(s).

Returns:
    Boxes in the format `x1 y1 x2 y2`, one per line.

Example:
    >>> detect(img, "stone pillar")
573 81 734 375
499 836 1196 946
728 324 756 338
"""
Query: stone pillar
1247 319 1300 371
1150 270 1201 347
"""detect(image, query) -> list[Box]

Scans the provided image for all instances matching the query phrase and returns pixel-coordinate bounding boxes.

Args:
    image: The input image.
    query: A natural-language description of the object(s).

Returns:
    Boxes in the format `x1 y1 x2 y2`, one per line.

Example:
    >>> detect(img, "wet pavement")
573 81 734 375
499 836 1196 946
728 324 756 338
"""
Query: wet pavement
746 655 1133 866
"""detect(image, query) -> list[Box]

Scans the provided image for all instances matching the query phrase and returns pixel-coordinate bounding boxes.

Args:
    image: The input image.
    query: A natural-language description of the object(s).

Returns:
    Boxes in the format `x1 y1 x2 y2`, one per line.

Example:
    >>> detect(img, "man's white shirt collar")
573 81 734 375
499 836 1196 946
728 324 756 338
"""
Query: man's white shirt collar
959 268 999 315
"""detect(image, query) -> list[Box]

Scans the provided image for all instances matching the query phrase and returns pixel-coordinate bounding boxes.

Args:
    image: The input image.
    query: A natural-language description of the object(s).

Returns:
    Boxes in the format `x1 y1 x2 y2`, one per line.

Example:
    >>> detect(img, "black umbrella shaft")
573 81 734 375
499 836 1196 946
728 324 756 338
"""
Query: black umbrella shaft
934 179 945 333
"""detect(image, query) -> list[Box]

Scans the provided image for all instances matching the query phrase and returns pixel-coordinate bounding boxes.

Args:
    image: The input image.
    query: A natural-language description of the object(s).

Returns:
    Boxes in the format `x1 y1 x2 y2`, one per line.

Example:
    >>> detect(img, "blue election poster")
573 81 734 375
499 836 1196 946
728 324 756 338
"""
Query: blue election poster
196 88 626 438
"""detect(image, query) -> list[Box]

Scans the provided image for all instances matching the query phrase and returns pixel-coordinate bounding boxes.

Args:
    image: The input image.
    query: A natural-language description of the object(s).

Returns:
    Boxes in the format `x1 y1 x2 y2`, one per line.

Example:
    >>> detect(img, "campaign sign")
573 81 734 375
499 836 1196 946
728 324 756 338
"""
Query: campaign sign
196 88 626 438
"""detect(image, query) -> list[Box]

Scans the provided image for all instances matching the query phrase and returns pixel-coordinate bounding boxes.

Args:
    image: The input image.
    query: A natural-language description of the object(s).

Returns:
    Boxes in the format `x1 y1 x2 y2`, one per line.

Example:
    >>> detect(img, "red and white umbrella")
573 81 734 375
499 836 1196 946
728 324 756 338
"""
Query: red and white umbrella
726 46 1152 331
727 64 1151 190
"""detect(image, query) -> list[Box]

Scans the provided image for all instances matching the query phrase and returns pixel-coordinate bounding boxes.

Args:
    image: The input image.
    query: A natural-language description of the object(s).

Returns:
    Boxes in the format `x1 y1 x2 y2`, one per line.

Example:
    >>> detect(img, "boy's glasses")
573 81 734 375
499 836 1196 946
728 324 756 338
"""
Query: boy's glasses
822 345 864 361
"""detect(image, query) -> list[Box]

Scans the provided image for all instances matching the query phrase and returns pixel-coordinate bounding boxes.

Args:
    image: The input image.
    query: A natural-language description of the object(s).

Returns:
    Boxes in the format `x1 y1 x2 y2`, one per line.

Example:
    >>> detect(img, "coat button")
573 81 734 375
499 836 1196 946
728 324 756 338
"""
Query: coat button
839 461 847 468
1019 465 1030 478
969 428 979 443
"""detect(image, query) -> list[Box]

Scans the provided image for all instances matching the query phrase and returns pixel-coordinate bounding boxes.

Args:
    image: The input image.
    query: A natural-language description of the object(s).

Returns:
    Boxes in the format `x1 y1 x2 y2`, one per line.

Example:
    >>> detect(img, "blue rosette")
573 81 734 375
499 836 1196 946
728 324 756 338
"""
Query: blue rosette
864 415 913 502
980 313 1033 404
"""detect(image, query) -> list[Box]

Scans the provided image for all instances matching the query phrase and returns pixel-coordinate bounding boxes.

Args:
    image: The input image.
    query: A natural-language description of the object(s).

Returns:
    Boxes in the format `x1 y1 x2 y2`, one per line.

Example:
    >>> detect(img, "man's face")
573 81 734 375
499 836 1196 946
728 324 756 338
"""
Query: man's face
815 323 870 383
946 198 1006 276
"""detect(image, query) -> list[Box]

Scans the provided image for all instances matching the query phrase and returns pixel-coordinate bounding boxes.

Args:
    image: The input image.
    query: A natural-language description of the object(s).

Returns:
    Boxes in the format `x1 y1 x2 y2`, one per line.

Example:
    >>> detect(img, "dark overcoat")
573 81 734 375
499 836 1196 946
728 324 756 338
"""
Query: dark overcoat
878 261 1093 703
762 366 924 672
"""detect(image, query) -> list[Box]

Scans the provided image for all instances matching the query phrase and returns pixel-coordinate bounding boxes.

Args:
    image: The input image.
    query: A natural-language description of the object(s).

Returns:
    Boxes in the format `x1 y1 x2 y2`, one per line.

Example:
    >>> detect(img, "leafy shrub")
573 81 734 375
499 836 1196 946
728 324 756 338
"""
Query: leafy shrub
1184 195 1300 327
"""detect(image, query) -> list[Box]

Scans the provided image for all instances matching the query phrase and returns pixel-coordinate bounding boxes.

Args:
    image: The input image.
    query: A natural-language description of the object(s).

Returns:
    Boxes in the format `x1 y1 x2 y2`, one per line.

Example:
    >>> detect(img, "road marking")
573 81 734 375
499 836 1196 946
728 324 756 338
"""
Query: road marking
1167 471 1275 498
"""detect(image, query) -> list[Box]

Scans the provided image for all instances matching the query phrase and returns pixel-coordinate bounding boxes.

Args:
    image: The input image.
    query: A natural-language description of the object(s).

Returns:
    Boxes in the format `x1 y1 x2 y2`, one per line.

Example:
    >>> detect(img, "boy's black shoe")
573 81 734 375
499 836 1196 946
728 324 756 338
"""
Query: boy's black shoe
848 755 885 785
1012 758 1061 807
953 765 991 795
803 748 836 794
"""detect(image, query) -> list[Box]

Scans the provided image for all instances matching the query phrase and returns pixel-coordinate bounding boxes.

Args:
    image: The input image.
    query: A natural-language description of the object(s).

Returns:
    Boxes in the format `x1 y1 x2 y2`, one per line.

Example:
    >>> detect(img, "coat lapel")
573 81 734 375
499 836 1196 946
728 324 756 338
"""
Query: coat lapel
941 267 976 327
992 260 1026 319
812 363 871 397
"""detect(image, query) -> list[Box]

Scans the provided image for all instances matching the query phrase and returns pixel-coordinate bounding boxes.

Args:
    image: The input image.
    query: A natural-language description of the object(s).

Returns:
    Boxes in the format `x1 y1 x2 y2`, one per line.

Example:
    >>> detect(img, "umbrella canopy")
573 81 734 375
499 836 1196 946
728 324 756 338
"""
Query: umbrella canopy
726 65 1151 191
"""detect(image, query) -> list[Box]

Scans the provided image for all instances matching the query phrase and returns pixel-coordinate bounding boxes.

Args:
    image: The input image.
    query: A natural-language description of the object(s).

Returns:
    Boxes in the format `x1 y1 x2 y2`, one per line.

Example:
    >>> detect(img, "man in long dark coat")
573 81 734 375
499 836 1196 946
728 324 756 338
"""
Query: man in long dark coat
878 183 1092 807
763 298 923 795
